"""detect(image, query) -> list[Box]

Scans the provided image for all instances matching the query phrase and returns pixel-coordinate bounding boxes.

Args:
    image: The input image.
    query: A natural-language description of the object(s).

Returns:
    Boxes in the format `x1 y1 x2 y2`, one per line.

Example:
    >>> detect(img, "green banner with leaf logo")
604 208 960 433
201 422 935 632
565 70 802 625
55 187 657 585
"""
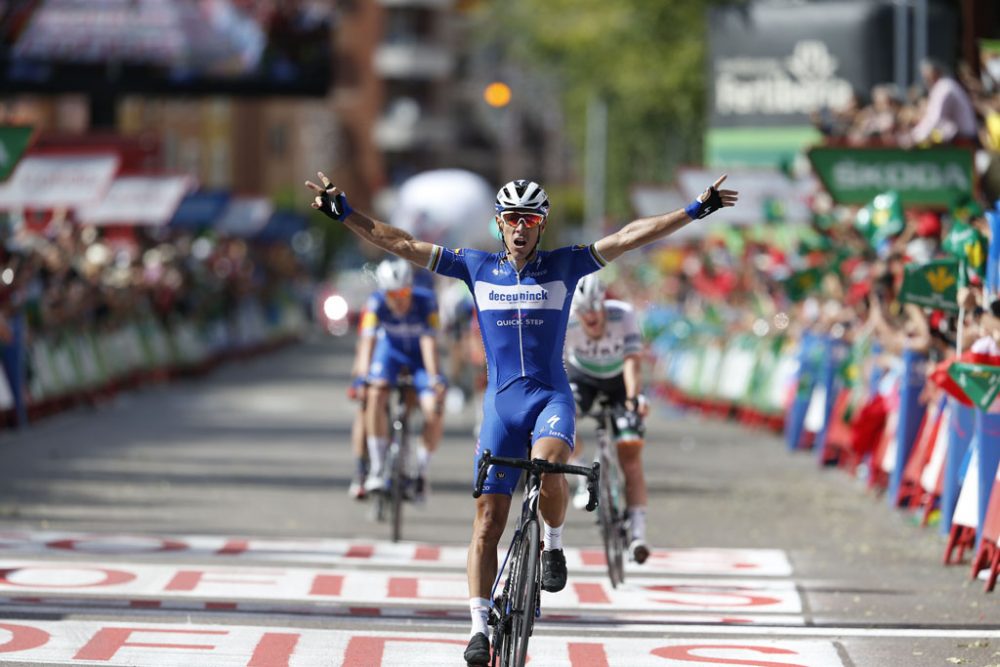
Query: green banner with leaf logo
948 362 1000 410
899 258 960 312
808 146 974 206
0 126 33 182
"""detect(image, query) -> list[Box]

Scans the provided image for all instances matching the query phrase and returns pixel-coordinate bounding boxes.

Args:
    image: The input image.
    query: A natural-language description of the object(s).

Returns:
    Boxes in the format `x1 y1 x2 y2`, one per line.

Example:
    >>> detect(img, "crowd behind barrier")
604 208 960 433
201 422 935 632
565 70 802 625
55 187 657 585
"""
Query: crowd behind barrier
0 213 312 429
631 58 1000 593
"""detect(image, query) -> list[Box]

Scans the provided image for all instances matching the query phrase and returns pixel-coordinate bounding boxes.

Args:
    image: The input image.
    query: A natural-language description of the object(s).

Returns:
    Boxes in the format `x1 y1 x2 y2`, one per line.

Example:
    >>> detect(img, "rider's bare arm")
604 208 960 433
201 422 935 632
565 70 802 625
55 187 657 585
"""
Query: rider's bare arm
305 173 436 267
623 354 642 402
419 334 442 381
356 334 376 379
594 175 738 263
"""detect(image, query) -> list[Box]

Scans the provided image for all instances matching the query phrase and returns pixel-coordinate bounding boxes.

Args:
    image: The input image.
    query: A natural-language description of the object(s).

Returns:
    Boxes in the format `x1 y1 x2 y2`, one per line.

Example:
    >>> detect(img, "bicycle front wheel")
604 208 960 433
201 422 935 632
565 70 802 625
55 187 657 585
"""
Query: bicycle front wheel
504 519 540 667
388 443 404 543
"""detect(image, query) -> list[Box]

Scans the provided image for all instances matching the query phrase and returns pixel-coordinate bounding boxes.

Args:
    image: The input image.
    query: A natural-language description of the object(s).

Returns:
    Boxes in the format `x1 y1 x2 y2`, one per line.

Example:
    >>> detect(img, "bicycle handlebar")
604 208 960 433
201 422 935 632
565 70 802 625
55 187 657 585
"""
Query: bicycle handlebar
472 450 601 512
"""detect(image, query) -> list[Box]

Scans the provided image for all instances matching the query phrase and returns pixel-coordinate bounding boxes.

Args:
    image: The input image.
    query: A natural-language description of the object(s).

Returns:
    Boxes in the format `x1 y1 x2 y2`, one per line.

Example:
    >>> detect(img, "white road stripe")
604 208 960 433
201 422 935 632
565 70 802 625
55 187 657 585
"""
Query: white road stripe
0 560 803 614
0 621 845 666
0 532 792 576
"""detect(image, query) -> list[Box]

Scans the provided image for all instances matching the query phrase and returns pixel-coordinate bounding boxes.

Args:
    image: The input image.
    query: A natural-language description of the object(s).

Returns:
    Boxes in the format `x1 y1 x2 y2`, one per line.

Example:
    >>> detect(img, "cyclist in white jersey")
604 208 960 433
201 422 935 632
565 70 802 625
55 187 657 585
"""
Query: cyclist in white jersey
305 172 737 667
565 274 651 563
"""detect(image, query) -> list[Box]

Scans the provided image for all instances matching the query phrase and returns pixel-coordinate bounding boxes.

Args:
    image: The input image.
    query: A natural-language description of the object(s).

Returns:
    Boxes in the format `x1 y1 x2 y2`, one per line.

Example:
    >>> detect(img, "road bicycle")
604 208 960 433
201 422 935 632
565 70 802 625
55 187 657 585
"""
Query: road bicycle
371 373 414 542
472 449 600 667
586 395 632 588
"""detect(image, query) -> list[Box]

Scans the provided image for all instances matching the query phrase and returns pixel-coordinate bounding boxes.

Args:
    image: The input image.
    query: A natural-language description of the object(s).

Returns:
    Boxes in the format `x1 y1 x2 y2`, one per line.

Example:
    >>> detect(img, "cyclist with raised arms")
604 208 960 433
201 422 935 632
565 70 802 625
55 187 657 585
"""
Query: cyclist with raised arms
356 258 445 503
304 172 737 667
566 274 651 563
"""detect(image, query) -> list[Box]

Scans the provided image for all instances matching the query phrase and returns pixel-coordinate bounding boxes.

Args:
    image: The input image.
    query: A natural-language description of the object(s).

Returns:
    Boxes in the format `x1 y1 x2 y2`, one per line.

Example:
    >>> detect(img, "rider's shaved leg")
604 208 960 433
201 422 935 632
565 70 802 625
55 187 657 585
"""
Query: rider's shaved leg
467 493 513 599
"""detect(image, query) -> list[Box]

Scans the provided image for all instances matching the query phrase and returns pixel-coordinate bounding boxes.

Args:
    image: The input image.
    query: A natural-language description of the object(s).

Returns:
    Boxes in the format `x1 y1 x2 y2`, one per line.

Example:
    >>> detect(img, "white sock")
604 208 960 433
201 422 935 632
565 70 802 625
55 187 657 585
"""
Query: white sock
543 521 563 551
417 445 432 477
469 597 490 637
627 506 647 541
366 436 388 475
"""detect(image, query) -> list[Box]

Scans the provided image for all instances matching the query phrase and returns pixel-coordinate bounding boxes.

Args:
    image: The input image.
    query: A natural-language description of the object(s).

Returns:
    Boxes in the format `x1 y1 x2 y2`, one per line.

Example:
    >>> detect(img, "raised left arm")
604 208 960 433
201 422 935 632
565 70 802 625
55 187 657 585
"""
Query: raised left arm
594 175 738 264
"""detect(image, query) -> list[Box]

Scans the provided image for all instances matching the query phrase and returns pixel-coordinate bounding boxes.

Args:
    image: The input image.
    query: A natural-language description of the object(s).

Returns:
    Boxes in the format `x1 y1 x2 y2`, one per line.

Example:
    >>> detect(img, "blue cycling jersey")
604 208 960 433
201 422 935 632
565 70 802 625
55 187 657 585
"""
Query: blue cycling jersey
427 244 606 391
360 287 439 358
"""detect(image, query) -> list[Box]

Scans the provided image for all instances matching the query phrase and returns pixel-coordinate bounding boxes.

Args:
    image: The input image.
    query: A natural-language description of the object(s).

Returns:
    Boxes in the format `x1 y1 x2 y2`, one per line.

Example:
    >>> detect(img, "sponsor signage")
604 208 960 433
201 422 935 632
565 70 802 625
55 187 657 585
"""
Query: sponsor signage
77 175 193 226
0 623 844 666
0 560 803 613
808 146 975 206
474 280 567 311
0 532 793 575
708 2 957 128
0 154 119 210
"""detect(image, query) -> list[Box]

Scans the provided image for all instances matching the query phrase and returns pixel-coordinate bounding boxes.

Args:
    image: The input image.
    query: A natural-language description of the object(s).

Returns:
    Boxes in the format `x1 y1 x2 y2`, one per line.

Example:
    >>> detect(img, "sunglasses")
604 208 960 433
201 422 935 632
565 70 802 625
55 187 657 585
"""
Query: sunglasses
387 287 412 299
498 210 546 228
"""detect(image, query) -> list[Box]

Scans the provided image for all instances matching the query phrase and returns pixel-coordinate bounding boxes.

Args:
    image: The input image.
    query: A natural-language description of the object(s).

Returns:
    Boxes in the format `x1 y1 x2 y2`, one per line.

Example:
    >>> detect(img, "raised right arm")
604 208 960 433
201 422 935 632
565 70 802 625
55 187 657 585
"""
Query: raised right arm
305 172 435 267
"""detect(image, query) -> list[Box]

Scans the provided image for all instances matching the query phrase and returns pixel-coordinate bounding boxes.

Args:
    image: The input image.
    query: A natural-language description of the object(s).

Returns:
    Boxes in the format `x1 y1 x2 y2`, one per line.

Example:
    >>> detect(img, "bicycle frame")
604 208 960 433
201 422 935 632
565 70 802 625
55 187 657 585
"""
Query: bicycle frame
472 450 600 667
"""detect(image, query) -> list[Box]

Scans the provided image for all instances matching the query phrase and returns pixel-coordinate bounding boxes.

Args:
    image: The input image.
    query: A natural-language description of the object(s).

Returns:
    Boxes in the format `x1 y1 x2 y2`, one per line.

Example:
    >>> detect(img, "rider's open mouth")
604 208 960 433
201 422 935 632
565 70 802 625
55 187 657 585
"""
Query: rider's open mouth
512 237 527 248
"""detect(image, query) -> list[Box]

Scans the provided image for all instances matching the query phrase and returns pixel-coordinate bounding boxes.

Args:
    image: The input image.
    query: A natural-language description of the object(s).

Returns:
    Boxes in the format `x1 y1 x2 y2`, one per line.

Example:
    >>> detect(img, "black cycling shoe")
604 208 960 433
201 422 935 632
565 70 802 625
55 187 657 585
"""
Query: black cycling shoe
463 632 490 666
541 548 568 592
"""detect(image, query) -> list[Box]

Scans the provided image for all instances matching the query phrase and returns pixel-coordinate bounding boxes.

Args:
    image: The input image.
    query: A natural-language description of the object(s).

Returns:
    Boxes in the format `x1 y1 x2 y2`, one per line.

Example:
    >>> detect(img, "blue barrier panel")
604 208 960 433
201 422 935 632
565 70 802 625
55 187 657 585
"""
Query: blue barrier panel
0 313 27 427
784 332 818 452
941 401 977 535
976 411 1000 548
814 336 848 463
888 350 929 503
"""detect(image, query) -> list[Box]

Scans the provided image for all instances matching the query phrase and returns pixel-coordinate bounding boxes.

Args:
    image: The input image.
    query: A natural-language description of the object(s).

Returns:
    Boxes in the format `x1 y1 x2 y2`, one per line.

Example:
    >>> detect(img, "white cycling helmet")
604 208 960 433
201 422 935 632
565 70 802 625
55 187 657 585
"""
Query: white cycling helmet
572 274 605 312
375 258 413 291
495 179 550 214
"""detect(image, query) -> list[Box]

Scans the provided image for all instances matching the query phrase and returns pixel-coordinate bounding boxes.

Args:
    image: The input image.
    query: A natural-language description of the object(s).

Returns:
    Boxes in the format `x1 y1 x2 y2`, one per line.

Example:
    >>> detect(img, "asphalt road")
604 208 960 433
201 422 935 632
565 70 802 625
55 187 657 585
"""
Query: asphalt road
0 335 998 666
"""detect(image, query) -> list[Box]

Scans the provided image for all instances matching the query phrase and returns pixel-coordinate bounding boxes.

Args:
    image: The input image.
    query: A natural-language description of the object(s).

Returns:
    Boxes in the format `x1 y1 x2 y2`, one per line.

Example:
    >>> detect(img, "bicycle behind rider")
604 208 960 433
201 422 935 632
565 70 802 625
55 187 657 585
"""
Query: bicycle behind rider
305 172 737 667
566 274 651 564
354 258 446 503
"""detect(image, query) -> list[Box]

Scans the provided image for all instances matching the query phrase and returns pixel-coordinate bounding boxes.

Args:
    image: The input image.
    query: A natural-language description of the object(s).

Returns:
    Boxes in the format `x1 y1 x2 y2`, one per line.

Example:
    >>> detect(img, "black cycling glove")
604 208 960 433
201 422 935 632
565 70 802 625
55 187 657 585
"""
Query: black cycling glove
684 186 724 220
318 187 354 222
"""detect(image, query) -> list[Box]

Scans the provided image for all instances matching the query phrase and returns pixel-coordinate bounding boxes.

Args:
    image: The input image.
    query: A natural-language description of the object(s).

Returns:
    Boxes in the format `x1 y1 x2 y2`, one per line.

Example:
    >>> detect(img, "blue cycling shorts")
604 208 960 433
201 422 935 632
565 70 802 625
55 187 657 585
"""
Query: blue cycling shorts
474 377 576 496
367 339 433 396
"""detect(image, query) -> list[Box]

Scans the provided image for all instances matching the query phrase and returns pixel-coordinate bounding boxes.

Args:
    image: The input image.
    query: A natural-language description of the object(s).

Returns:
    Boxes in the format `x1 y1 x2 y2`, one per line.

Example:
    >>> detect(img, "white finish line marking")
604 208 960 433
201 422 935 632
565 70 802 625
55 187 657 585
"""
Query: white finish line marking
0 560 803 614
0 621 844 666
0 531 791 576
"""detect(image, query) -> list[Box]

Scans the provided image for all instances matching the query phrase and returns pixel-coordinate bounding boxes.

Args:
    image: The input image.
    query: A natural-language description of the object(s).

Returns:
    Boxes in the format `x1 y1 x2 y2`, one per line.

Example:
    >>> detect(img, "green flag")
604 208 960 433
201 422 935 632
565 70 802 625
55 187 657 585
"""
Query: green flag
898 258 960 312
950 193 983 224
783 267 824 302
947 362 1000 410
0 126 33 181
855 191 905 245
839 333 872 389
942 220 987 278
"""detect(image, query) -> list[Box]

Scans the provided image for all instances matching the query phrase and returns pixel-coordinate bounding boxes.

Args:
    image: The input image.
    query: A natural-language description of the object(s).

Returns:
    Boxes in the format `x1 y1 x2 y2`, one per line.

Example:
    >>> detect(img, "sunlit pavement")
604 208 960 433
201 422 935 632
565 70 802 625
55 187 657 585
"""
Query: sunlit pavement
0 336 999 666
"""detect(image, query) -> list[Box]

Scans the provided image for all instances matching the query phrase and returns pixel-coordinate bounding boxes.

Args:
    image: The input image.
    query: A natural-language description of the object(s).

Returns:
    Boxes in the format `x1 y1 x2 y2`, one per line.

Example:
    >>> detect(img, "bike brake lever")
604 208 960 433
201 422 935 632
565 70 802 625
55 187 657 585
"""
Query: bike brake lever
472 450 492 498
585 461 601 512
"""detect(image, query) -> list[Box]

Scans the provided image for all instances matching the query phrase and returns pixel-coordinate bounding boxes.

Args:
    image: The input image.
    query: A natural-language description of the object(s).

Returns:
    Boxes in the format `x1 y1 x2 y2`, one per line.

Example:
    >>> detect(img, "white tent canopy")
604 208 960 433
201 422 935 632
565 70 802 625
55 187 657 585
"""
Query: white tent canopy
390 169 497 249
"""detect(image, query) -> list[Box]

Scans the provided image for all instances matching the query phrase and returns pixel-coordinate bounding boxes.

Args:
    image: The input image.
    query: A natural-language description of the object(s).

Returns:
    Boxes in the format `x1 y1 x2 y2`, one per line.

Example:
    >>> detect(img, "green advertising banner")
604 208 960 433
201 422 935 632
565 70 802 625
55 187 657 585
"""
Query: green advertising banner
948 362 1000 411
808 146 974 207
0 126 33 182
898 257 960 312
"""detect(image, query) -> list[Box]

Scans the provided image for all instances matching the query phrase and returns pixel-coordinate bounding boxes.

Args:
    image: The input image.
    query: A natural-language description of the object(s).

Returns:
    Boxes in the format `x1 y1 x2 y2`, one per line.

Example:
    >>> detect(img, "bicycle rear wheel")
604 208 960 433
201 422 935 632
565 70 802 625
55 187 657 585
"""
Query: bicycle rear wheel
598 452 626 587
503 519 539 667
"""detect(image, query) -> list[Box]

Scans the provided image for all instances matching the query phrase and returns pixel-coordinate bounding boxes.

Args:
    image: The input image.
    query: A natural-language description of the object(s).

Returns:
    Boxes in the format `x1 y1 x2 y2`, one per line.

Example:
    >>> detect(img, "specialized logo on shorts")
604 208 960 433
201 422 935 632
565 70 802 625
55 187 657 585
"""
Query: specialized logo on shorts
546 415 561 428
474 280 567 312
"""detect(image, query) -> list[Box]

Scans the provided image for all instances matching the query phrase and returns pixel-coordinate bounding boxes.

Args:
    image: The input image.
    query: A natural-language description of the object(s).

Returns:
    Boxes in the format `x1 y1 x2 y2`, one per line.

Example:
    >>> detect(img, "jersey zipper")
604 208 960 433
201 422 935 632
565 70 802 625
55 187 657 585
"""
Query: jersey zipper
514 263 526 377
